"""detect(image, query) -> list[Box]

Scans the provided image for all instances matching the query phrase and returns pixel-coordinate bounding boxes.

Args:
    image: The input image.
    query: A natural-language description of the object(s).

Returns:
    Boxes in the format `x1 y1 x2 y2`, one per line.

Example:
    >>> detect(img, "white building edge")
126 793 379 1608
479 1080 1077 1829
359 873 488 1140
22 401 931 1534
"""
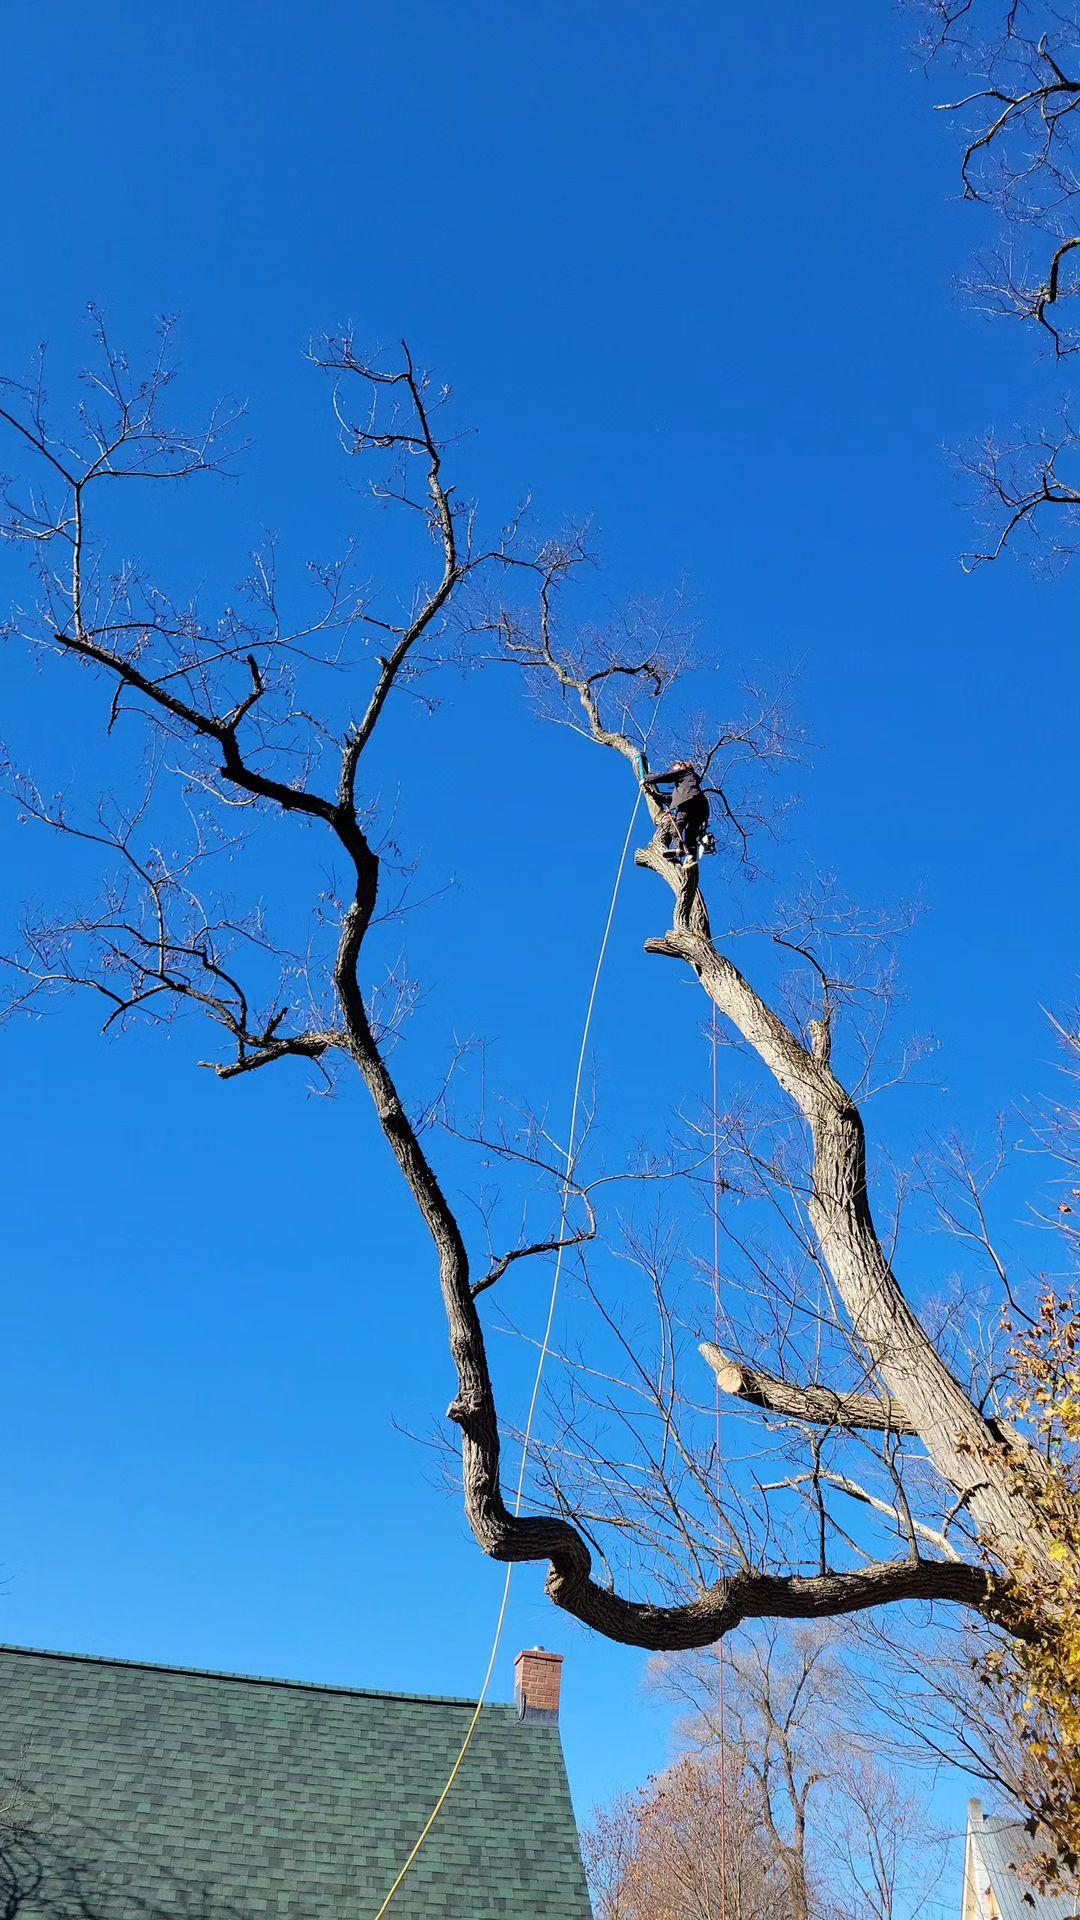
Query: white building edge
963 1799 1080 1919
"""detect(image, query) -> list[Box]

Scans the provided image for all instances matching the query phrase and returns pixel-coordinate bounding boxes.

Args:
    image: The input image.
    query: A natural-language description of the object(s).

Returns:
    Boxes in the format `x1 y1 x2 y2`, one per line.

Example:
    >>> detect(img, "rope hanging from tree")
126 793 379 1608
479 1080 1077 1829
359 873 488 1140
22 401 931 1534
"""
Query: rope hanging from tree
371 784 646 1918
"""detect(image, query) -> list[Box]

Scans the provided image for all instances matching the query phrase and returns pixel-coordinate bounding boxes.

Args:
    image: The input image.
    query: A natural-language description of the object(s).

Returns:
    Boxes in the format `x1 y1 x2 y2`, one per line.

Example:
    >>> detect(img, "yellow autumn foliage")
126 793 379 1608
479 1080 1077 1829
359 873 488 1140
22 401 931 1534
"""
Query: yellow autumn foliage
986 1288 1080 1883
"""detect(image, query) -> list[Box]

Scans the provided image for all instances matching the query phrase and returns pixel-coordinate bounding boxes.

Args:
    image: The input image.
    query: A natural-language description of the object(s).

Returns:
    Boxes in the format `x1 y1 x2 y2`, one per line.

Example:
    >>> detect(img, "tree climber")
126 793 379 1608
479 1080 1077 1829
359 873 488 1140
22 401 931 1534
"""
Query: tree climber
642 759 712 865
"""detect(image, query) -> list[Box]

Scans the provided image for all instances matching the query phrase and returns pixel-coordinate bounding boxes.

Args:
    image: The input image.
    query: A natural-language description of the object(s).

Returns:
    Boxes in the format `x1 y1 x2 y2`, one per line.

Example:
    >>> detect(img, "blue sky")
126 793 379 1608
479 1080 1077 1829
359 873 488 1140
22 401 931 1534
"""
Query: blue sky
1 1 1078 1906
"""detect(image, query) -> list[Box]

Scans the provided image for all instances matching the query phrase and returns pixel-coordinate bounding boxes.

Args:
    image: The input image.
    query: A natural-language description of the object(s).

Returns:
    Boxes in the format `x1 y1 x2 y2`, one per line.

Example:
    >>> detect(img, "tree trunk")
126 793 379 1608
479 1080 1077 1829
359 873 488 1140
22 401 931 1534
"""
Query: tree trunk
642 842 1055 1582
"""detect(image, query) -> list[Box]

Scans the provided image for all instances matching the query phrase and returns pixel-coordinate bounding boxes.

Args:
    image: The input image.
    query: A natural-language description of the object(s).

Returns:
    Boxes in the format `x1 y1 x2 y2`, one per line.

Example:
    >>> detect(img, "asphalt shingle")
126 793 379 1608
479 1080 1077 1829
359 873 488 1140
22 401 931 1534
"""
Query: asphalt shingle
0 1644 592 1919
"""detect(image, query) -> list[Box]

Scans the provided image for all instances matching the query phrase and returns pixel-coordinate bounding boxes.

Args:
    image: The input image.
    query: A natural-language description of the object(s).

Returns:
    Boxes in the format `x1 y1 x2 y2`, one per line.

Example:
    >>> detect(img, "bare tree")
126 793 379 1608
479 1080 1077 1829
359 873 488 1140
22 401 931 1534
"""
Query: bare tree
582 1752 783 1920
609 1624 946 1920
487 578 1062 1641
910 1 1080 563
0 318 1069 1688
655 1625 837 1920
823 1750 947 1920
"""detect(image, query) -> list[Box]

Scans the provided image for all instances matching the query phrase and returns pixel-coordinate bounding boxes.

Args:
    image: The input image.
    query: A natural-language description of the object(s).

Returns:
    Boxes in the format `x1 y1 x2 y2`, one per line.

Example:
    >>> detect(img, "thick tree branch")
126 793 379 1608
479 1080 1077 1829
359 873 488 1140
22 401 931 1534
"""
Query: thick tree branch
544 1552 1018 1650
700 1344 914 1433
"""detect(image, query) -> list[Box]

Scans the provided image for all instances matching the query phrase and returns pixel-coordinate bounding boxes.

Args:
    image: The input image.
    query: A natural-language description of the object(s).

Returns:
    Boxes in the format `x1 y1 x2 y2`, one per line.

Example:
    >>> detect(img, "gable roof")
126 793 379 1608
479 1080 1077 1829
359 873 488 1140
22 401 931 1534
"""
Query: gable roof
0 1643 592 1919
963 1800 1080 1920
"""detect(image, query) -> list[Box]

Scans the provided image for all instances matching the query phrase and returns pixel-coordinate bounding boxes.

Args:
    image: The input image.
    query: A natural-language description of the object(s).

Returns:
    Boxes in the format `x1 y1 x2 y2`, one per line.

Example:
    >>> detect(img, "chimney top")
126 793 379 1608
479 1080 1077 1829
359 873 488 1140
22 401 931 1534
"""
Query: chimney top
514 1647 563 1724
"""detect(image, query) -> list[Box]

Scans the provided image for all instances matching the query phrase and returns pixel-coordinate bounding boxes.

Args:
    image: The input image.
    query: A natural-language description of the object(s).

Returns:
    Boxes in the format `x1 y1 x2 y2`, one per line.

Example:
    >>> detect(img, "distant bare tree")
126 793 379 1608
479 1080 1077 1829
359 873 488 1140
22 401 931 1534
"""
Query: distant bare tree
823 1752 947 1920
582 1752 782 1920
910 1 1080 563
656 1625 836 1920
652 1623 946 1920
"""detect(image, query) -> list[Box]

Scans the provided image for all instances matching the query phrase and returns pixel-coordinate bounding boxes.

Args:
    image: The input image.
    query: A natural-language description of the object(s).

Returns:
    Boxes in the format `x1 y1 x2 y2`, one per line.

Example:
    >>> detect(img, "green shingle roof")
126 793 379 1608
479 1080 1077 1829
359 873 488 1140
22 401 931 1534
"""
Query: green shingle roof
0 1644 592 1919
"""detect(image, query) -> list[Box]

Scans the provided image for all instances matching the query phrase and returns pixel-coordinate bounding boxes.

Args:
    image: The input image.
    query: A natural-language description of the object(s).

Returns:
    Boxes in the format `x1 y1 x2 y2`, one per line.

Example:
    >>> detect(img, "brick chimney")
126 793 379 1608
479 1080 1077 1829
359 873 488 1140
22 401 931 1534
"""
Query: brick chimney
514 1647 563 1724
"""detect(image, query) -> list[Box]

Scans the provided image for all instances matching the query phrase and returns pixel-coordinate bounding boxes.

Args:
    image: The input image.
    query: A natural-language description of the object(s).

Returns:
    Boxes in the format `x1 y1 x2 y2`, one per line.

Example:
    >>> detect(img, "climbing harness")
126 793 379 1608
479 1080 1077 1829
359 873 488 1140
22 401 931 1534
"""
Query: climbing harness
669 824 716 866
371 784 646 1919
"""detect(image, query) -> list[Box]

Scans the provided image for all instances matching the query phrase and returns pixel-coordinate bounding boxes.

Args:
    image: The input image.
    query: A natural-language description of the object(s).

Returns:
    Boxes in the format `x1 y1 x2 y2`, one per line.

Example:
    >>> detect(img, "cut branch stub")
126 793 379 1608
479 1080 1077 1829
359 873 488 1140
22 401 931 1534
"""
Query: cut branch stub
700 1343 915 1434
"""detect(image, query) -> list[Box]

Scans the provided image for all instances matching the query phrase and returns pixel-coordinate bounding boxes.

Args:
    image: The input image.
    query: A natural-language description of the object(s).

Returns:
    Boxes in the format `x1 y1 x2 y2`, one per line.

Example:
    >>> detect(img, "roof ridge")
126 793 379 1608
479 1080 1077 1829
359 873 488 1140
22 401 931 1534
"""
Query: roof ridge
0 1642 501 1710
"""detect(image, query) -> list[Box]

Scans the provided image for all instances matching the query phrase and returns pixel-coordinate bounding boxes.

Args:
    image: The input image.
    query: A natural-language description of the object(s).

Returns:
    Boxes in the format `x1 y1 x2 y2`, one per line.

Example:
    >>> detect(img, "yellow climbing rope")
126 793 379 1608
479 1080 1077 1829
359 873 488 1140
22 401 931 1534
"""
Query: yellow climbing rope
371 785 645 1918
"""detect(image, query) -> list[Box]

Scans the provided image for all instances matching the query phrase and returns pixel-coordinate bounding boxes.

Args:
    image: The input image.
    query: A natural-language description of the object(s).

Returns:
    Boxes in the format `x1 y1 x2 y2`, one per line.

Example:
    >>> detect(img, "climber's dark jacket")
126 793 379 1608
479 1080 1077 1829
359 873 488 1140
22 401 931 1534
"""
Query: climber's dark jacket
645 765 704 810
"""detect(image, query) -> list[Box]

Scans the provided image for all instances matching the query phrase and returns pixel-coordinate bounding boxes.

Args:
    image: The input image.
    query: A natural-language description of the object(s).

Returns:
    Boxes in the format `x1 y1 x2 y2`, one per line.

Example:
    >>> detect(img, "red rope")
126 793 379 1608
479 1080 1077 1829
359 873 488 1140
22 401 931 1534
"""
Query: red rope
712 1004 728 1920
